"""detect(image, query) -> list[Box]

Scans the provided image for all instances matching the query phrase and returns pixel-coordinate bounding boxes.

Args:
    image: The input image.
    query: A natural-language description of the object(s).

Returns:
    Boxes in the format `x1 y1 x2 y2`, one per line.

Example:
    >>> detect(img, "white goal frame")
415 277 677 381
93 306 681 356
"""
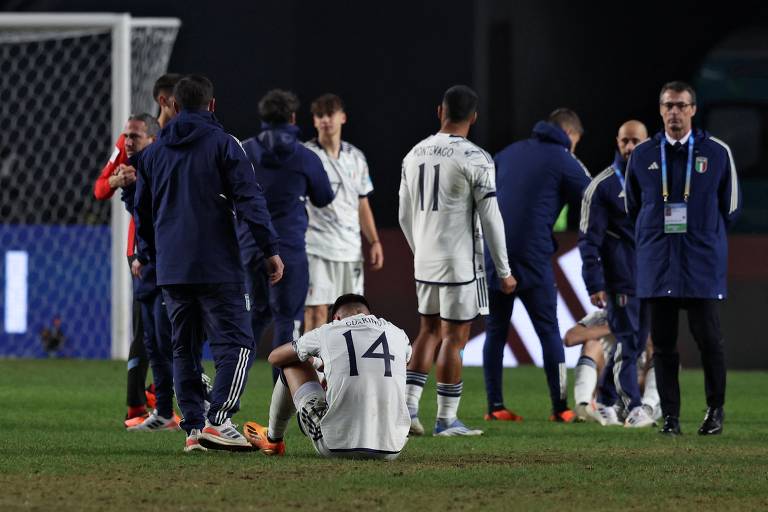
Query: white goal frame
0 13 181 360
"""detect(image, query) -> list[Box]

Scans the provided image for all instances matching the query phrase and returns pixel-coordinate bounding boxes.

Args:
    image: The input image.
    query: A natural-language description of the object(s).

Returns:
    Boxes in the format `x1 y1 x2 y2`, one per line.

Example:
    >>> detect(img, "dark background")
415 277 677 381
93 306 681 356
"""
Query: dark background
2 1 767 368
4 0 768 228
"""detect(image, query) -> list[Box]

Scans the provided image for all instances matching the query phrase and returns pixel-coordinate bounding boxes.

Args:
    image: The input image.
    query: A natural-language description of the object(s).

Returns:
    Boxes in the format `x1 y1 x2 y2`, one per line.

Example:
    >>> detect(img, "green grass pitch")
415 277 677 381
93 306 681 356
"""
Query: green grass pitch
1 359 766 511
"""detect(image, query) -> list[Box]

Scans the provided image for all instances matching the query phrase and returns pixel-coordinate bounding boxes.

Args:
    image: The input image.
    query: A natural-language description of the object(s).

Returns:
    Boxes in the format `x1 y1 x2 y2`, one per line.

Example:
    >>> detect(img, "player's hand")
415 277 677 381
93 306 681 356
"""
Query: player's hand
590 291 607 308
266 255 284 285
500 275 517 295
131 259 143 278
369 241 384 271
111 165 137 188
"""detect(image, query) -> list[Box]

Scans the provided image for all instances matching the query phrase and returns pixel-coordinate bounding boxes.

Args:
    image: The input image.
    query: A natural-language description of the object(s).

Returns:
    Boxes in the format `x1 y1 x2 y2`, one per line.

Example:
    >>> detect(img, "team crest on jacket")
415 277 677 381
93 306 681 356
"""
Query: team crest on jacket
695 156 708 173
616 294 628 307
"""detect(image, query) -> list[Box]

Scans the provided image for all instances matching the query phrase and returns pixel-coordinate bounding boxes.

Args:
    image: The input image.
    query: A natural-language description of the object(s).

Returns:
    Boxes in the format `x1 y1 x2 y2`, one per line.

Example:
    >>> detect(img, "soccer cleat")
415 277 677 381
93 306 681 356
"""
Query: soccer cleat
698 407 724 436
124 413 149 429
199 419 253 451
433 418 484 437
484 408 523 422
574 402 589 423
127 410 182 431
584 401 621 426
624 405 655 428
659 415 682 436
243 421 285 456
549 409 576 423
184 428 207 453
409 415 425 436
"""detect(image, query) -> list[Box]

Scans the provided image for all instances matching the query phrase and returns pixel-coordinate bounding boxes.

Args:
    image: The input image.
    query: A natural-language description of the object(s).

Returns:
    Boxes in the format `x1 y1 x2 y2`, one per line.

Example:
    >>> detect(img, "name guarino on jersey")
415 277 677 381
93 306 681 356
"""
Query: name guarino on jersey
344 316 387 328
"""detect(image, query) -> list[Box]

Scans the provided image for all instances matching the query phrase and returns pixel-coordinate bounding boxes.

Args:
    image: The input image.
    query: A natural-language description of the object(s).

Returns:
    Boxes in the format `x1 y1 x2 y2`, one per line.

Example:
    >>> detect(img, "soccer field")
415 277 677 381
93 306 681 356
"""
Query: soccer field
1 360 766 511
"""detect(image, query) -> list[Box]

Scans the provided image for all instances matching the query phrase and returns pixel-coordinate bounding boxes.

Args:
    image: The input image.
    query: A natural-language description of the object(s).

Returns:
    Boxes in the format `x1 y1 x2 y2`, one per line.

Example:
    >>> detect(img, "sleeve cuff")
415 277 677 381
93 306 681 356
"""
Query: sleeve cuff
262 242 280 258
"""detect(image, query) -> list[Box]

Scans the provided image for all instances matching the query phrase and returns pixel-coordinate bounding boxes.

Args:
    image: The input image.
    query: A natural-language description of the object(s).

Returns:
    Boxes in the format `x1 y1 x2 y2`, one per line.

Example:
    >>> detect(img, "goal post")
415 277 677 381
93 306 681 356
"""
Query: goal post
0 13 180 360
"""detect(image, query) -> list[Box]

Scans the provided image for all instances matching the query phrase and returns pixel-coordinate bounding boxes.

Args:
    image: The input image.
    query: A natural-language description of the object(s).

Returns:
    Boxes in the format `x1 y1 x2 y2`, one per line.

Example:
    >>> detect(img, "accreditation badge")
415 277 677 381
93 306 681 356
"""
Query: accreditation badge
664 203 687 233
695 156 708 173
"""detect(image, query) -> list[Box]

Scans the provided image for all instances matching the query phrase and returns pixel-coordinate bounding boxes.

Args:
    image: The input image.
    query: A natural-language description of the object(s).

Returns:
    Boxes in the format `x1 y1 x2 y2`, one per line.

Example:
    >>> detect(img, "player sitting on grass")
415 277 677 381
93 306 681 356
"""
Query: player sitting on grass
243 294 411 460
565 309 660 426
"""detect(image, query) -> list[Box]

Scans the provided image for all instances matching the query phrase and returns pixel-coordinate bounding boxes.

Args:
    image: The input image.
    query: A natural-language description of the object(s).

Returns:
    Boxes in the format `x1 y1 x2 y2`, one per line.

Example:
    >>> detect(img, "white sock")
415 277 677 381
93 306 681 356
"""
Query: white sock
436 381 462 422
574 356 598 405
642 366 660 412
267 376 295 440
406 370 428 418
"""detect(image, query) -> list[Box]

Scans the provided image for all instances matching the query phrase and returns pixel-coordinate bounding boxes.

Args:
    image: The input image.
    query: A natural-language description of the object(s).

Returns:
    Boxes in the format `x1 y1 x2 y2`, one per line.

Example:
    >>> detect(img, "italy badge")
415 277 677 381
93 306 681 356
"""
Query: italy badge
695 156 708 173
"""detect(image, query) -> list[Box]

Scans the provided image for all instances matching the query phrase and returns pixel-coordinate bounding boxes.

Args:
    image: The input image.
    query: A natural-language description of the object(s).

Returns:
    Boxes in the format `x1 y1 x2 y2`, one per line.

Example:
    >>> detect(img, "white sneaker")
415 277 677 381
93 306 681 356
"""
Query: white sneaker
624 405 656 428
433 418 483 437
409 415 425 436
586 401 622 426
184 428 207 453
127 409 181 431
199 419 252 451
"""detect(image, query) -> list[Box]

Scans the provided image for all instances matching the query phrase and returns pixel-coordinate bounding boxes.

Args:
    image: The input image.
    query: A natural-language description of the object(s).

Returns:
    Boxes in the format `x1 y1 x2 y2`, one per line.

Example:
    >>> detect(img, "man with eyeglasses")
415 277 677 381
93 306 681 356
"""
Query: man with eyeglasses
624 81 741 436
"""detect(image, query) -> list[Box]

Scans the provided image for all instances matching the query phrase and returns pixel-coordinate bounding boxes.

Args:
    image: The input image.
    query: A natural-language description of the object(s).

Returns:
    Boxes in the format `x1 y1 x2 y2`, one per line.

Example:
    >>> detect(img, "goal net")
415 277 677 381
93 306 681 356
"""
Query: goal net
0 14 179 359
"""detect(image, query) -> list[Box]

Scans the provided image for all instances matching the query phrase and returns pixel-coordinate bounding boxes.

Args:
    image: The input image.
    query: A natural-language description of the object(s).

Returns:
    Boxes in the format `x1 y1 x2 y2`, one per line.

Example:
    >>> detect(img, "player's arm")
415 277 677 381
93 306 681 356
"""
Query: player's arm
564 323 611 347
578 181 608 308
716 143 741 227
220 135 283 284
133 154 155 266
94 136 131 200
561 154 591 203
305 151 335 208
624 154 640 221
397 163 415 253
470 159 516 293
269 329 321 367
359 197 383 270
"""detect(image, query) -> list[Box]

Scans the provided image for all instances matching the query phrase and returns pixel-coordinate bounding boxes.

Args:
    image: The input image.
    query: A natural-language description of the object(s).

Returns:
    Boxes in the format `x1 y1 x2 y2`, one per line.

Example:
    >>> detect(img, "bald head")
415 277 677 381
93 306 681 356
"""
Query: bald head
616 120 648 161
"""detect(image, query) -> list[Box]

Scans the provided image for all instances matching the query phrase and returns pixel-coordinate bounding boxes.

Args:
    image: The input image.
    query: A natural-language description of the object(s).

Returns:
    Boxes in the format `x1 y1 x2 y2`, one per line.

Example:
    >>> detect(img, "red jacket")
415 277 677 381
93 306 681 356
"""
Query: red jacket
93 134 136 256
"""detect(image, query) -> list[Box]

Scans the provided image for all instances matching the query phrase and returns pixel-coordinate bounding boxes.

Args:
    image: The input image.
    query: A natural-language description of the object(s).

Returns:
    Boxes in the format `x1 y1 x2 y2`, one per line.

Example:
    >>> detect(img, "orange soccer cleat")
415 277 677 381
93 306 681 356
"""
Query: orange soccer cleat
243 421 285 456
484 408 524 422
549 409 576 423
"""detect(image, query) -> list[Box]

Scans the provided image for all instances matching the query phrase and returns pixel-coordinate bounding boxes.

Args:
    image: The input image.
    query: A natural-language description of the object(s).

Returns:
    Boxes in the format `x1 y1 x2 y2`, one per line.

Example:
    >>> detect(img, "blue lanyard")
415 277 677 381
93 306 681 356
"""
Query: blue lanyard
660 135 694 202
613 164 625 190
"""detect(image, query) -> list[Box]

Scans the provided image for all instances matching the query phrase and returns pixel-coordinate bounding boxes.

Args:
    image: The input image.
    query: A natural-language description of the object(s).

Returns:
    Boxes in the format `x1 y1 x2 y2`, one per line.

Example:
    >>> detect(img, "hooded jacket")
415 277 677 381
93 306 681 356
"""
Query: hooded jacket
486 121 590 291
237 123 334 264
134 109 278 286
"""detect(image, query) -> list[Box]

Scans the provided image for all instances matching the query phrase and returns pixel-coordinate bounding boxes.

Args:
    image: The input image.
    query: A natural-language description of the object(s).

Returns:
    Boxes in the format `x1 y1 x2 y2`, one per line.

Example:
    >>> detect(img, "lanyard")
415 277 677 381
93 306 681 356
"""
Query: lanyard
613 164 625 190
660 135 694 202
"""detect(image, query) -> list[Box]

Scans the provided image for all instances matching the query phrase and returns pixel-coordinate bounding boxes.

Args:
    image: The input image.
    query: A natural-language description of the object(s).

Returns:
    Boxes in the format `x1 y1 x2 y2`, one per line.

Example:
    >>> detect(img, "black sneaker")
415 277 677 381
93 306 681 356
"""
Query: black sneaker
659 415 682 436
698 407 724 436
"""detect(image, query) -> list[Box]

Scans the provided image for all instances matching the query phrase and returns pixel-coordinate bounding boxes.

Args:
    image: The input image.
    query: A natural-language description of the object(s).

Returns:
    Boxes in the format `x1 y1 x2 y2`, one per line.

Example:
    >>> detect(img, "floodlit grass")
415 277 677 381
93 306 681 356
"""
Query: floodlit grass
1 359 766 511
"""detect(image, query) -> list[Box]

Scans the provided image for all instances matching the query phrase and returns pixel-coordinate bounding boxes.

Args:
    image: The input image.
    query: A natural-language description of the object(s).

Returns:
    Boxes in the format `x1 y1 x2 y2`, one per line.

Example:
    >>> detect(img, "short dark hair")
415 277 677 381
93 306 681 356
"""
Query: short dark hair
128 113 160 137
330 294 371 319
659 80 697 105
548 108 584 135
442 85 479 123
173 74 214 111
259 89 300 125
153 73 183 100
310 93 344 117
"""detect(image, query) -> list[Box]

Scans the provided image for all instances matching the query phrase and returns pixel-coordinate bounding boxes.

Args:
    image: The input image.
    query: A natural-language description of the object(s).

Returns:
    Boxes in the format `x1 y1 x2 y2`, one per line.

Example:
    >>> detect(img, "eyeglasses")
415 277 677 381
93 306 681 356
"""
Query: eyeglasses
660 102 693 112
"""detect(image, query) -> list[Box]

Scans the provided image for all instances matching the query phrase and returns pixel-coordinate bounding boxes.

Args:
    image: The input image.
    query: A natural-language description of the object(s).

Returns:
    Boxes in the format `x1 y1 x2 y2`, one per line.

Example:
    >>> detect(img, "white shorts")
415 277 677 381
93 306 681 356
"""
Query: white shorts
415 279 488 322
296 388 398 461
306 254 363 306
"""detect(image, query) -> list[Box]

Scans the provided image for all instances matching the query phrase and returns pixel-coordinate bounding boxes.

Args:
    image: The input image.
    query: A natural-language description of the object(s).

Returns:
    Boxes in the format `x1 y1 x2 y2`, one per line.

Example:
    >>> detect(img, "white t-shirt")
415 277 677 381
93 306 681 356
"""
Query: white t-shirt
293 314 411 455
304 140 374 262
399 133 511 284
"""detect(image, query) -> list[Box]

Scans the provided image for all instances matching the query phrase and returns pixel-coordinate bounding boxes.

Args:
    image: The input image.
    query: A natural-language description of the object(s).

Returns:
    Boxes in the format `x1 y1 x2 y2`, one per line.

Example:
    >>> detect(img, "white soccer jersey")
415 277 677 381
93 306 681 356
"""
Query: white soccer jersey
399 133 511 284
304 140 374 262
293 314 411 455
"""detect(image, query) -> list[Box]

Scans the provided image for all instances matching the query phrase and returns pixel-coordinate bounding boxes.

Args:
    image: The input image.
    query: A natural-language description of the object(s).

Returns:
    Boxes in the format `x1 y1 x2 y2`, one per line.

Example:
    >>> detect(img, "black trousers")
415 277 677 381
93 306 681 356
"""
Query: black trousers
648 298 726 417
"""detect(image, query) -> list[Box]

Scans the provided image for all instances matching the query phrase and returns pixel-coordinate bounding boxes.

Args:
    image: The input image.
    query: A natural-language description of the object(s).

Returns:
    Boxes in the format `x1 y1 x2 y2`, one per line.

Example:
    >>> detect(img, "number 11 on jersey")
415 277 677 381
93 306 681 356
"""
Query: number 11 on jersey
418 163 440 211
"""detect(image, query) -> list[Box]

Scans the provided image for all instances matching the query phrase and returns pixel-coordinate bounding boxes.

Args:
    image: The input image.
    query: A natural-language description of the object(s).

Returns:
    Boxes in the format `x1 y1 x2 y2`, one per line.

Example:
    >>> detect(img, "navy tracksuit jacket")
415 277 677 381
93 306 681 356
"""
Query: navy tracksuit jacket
578 152 648 409
134 109 279 431
237 123 334 366
484 121 590 413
